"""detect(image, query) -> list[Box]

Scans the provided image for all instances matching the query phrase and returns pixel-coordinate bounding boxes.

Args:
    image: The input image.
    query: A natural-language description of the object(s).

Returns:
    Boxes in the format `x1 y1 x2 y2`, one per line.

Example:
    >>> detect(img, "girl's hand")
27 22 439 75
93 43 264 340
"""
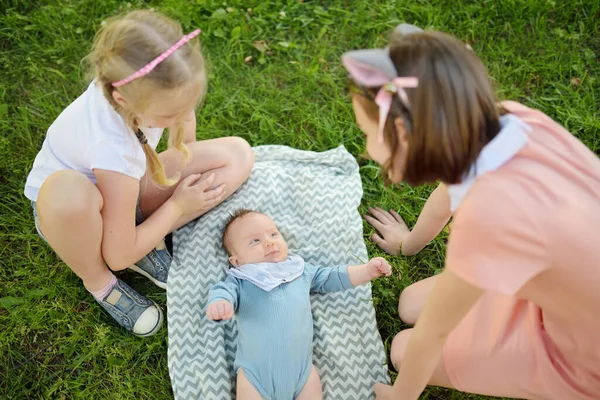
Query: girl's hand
366 257 393 279
374 383 397 399
170 173 226 215
206 300 234 321
364 207 410 256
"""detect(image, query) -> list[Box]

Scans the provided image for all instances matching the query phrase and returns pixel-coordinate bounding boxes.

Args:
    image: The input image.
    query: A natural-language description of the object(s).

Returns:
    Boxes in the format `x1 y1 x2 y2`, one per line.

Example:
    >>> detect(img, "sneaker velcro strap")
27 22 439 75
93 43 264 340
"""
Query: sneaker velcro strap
106 289 122 305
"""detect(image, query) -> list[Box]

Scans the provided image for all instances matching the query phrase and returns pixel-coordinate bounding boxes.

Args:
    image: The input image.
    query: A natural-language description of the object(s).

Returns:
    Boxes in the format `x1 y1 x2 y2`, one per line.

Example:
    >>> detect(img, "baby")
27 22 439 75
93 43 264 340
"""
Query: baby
206 209 392 400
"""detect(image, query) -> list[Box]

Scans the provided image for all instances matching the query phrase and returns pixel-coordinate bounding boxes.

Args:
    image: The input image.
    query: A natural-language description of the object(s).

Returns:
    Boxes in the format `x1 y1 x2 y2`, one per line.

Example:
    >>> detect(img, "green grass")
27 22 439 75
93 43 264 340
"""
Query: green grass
1 0 598 398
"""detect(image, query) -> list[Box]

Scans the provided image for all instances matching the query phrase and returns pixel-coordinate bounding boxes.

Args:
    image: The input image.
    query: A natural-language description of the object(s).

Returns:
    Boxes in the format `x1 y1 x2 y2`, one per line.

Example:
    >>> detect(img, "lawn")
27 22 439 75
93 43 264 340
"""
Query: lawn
1 0 598 398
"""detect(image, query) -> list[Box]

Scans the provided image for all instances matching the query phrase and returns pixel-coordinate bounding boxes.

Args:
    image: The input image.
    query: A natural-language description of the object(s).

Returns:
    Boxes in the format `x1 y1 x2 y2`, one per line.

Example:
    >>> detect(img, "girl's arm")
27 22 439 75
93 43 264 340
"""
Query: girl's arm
365 183 452 256
95 169 182 271
401 183 452 255
385 270 483 399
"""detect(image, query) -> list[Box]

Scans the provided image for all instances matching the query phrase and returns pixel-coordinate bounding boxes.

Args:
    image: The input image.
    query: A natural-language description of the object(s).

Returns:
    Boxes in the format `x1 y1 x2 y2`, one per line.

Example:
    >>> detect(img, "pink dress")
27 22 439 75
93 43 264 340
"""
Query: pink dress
443 102 600 399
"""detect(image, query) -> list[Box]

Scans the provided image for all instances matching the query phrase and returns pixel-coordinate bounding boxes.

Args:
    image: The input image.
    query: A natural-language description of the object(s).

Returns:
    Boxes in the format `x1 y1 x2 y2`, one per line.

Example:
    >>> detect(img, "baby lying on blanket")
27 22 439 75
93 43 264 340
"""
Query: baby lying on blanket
206 209 392 400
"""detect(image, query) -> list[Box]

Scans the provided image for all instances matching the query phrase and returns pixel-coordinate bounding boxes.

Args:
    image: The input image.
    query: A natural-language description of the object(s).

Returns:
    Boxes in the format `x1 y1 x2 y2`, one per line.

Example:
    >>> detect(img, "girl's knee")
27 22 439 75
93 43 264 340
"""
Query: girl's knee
398 276 438 324
390 329 412 371
398 284 420 325
230 137 254 172
38 171 102 219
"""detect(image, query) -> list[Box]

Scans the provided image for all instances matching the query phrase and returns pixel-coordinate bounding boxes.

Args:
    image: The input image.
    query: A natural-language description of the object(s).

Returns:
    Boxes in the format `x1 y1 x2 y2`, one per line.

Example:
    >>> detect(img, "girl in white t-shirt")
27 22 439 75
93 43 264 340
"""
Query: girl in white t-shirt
24 10 254 337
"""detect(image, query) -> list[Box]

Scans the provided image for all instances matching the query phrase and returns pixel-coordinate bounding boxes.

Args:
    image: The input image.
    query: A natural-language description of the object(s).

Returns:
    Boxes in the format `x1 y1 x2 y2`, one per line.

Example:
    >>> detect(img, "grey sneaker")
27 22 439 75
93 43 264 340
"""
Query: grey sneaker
96 279 163 337
128 239 172 289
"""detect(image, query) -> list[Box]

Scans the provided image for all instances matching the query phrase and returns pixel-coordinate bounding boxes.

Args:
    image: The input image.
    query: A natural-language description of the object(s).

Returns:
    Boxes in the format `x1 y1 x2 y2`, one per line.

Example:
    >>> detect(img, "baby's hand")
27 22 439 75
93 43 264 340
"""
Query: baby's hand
206 300 234 321
366 257 393 279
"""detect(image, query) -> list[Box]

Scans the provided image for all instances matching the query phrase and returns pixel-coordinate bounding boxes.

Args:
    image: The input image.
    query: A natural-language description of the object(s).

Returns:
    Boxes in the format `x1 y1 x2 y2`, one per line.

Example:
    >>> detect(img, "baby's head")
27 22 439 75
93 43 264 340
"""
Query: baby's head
222 210 288 267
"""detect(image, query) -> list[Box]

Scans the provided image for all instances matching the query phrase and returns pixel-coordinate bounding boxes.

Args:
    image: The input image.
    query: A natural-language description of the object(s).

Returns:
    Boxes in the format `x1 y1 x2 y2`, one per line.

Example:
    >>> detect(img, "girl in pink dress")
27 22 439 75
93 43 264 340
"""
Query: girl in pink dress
344 25 600 399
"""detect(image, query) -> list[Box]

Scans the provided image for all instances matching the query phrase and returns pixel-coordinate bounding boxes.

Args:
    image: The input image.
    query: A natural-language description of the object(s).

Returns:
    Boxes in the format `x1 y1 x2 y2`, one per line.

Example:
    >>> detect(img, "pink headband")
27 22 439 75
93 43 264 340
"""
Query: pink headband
374 78 419 143
342 54 418 143
111 29 201 88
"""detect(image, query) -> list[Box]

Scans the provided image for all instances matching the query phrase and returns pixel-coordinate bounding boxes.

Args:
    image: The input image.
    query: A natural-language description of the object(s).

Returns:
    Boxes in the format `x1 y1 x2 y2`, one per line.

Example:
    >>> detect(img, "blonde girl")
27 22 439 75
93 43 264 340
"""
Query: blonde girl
344 25 600 399
24 10 254 337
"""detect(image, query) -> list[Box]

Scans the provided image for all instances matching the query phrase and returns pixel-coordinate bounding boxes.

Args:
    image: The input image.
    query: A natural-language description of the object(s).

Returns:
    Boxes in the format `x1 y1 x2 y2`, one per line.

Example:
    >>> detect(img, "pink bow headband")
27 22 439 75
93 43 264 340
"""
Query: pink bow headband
341 23 424 143
111 29 201 88
342 23 477 143
374 78 419 143
342 54 419 143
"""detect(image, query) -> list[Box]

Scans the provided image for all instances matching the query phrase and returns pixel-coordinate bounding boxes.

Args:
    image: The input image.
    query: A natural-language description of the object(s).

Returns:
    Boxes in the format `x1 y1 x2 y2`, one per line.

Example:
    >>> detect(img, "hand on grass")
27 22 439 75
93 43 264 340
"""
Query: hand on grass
364 207 410 256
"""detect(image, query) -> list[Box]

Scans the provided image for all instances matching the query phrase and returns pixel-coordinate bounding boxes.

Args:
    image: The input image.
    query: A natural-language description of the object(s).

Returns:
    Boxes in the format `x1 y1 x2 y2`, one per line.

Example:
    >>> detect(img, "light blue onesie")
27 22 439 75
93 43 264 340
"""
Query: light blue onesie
207 257 353 400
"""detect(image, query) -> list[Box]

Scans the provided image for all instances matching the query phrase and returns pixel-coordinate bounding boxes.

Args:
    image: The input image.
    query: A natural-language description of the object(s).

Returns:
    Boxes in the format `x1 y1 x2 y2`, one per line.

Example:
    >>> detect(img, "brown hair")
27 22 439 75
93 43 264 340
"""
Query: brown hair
355 30 503 186
222 209 261 255
85 10 207 186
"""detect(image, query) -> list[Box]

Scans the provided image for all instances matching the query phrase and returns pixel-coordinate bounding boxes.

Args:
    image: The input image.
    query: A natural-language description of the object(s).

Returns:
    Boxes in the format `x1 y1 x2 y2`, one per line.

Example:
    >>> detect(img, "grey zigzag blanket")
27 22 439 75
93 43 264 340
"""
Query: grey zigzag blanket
167 145 390 399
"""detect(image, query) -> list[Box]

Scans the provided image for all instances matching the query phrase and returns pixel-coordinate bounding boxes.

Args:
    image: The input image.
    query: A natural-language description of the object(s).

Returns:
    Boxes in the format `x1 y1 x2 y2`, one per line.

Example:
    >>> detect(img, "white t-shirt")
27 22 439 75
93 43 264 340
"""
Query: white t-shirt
24 81 163 201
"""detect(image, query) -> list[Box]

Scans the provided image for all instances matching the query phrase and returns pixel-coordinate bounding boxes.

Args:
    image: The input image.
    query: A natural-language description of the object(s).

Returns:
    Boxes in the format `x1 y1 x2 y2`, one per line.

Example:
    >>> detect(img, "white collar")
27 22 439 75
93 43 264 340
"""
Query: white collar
227 254 305 292
447 114 531 212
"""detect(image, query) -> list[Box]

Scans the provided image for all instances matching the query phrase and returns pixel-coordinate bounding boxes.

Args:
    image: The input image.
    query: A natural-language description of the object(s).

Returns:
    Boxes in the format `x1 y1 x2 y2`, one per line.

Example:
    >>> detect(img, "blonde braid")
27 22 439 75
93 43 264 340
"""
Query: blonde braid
85 10 206 186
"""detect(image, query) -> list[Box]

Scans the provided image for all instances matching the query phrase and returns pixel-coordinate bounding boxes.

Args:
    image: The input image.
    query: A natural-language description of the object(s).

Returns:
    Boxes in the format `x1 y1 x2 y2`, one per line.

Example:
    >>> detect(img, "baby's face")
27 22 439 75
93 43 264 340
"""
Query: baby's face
226 213 288 267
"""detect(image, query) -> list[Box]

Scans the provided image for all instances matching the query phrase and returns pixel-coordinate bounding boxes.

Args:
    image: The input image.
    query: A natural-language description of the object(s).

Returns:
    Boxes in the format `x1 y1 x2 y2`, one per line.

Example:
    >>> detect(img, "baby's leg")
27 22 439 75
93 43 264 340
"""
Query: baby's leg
295 365 322 400
236 369 264 400
36 170 112 292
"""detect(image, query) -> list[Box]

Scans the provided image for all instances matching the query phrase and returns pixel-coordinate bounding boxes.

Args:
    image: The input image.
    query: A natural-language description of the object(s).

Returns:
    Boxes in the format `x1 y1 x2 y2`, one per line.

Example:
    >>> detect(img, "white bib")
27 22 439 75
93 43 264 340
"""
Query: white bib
227 254 305 291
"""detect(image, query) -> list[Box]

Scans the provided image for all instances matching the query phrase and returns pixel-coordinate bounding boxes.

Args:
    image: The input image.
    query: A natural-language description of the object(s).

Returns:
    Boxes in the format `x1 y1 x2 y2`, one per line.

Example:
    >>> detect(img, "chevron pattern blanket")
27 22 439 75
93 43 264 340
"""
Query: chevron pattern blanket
167 145 390 399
